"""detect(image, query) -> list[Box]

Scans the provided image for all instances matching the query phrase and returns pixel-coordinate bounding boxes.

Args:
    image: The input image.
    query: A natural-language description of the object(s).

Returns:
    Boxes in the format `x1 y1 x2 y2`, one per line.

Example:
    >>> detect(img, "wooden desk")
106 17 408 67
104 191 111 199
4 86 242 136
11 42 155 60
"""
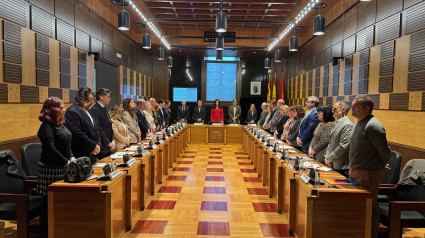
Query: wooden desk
189 125 243 144
48 126 186 238
244 127 372 238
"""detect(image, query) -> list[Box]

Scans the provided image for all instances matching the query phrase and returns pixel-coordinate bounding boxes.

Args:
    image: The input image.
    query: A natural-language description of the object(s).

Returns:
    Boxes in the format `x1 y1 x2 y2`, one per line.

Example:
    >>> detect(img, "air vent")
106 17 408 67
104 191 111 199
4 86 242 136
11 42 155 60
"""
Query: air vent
204 31 235 43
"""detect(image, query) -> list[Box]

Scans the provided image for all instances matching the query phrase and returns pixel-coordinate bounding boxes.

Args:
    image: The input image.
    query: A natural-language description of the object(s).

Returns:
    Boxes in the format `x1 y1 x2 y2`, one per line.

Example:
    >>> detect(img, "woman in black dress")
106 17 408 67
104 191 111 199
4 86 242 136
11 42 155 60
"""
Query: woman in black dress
36 97 74 196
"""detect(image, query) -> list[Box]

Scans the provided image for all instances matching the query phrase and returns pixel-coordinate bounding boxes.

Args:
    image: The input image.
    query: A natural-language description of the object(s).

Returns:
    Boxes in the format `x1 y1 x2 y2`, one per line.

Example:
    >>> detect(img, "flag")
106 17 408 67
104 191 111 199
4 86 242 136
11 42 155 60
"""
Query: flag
272 71 277 100
279 71 284 100
266 69 271 101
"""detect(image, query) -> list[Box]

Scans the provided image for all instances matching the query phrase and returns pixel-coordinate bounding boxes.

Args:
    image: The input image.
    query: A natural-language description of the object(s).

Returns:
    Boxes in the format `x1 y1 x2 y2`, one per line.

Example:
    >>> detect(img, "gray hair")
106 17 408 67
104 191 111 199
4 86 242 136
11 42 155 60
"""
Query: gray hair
307 96 319 107
136 99 145 105
336 100 351 114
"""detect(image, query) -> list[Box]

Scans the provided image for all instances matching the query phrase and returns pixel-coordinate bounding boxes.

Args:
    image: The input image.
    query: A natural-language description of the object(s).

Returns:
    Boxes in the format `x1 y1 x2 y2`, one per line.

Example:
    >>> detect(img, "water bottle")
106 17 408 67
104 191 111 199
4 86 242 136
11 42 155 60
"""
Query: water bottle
315 170 321 188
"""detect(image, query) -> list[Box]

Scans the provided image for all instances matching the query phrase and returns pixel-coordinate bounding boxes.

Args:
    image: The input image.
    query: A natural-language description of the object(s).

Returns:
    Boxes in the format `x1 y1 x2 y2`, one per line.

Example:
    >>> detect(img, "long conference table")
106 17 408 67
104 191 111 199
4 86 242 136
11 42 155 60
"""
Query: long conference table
48 124 372 238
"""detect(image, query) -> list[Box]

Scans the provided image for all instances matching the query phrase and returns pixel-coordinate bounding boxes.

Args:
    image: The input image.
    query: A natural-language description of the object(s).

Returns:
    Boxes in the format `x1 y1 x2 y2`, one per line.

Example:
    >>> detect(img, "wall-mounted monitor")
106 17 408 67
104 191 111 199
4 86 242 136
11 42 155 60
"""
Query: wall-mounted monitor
173 87 198 102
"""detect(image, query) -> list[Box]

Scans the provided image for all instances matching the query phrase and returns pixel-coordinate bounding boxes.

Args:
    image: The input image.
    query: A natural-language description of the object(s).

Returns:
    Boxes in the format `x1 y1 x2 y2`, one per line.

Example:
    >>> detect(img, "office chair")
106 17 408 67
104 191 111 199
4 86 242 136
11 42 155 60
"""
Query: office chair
21 143 42 180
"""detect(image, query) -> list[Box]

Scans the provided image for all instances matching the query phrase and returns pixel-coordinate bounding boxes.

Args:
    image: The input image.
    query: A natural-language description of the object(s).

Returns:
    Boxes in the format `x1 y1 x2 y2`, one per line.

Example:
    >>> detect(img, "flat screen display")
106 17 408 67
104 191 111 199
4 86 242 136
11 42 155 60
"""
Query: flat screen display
173 87 198 102
206 62 237 101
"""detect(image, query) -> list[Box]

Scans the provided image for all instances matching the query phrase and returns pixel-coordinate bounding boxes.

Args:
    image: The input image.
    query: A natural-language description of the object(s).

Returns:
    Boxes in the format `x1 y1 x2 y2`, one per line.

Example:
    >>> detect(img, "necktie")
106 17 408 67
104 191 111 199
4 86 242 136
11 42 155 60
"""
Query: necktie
103 107 111 122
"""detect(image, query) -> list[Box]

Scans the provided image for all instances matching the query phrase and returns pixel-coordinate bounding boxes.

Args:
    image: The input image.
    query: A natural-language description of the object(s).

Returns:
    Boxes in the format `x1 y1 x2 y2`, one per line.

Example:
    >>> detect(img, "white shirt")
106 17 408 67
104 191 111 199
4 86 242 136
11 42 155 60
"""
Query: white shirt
84 109 94 126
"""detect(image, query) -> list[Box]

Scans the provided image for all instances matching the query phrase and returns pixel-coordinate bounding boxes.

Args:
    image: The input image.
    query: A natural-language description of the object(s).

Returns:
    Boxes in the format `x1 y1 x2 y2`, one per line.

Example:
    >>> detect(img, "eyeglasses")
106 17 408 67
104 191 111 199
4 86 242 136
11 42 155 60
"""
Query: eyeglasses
306 101 312 104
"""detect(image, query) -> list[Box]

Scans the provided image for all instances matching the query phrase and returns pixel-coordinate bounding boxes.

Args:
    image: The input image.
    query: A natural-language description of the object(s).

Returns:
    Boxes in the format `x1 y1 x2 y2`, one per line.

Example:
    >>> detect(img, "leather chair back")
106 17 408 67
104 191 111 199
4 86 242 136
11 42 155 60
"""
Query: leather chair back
0 150 25 194
381 151 402 184
20 143 42 176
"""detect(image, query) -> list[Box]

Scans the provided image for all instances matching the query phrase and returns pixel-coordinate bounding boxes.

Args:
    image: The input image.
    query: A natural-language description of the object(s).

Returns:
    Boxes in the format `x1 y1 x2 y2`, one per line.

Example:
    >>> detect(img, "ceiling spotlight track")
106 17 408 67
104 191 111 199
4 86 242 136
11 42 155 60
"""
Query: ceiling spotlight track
267 0 321 51
122 0 170 50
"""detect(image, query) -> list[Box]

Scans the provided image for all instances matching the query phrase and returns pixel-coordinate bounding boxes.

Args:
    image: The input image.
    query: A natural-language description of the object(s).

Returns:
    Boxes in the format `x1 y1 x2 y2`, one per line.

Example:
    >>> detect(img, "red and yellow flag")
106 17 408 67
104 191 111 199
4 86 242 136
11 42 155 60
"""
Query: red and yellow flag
266 69 271 101
272 72 277 100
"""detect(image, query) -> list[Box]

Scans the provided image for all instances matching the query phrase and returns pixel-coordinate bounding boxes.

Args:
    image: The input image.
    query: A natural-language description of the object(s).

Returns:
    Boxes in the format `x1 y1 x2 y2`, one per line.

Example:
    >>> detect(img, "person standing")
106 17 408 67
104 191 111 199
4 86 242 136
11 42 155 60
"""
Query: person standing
65 87 100 163
324 100 353 170
210 99 224 123
228 99 241 123
257 102 268 126
177 100 190 122
308 106 334 163
246 103 258 124
89 88 115 158
193 100 206 122
266 99 285 133
285 105 304 151
109 105 131 152
274 105 290 139
136 99 150 139
349 95 391 238
159 99 169 127
296 96 320 154
122 98 141 143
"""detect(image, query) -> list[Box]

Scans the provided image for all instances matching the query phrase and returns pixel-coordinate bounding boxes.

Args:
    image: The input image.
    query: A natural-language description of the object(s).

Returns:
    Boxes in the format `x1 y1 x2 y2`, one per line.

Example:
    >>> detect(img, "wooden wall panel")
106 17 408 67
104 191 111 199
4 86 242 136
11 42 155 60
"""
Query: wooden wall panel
21 27 36 86
39 86 48 102
0 105 14 141
70 46 78 89
368 45 380 94
0 20 3 83
389 93 409 110
409 91 422 111
49 38 60 88
393 35 410 93
8 83 20 102
36 34 49 53
404 1 425 35
86 53 94 89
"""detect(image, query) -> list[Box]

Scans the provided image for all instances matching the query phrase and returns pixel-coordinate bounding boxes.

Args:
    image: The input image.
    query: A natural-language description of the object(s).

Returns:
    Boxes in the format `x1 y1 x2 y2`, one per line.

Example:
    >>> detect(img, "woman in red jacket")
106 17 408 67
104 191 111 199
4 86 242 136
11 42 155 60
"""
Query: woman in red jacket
210 99 223 123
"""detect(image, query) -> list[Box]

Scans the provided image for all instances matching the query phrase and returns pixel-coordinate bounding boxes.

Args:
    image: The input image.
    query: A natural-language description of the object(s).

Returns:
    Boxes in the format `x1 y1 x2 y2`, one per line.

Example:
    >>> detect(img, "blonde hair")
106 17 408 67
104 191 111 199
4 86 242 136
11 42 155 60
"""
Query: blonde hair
280 105 289 114
109 105 124 120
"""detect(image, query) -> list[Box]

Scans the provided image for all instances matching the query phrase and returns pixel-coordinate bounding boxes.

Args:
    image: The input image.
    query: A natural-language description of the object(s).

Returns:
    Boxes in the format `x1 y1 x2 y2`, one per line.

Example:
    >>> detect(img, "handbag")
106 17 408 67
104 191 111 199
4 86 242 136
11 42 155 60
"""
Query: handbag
64 157 94 182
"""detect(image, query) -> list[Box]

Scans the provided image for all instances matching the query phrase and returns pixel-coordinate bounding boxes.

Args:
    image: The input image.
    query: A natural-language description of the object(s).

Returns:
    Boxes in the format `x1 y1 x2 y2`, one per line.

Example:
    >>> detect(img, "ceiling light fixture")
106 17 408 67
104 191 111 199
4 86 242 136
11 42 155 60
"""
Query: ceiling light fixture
118 0 129 31
216 0 227 33
274 49 282 62
216 33 224 50
127 0 170 50
313 0 325 35
216 50 223 61
267 0 317 51
264 49 270 69
142 24 151 49
289 24 298 52
167 56 173 68
158 47 164 60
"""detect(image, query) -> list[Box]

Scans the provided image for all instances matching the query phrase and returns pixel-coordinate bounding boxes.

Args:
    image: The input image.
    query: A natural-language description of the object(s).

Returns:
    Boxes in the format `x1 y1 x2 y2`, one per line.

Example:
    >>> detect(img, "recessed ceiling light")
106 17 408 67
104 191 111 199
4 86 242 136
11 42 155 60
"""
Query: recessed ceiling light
134 23 146 27
312 2 327 9
294 26 304 30
112 0 130 6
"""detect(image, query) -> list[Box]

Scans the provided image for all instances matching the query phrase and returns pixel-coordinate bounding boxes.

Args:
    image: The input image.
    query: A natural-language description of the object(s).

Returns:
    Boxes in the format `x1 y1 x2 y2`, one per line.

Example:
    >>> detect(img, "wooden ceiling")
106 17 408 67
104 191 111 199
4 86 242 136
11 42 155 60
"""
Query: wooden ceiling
86 0 358 58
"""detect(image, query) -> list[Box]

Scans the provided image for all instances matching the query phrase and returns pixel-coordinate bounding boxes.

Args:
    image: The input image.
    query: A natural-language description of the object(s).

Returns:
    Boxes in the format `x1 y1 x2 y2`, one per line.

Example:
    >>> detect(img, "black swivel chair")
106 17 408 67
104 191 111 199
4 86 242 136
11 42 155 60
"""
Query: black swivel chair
0 150 44 238
379 159 425 238
21 143 42 180
381 151 402 185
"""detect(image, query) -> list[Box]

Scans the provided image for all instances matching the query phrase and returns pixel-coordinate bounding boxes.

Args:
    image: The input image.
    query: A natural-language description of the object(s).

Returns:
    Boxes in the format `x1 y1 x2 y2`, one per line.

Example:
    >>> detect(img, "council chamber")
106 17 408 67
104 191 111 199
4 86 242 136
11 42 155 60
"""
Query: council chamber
0 0 425 238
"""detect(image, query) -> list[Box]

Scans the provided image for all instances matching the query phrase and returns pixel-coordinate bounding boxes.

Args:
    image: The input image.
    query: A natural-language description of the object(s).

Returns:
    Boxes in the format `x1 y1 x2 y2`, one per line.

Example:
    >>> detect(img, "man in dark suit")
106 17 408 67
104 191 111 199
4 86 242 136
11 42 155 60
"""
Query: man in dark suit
177 100 190 122
65 87 101 163
136 99 150 140
268 100 277 121
89 88 115 158
159 99 169 127
193 100 206 122
297 96 320 154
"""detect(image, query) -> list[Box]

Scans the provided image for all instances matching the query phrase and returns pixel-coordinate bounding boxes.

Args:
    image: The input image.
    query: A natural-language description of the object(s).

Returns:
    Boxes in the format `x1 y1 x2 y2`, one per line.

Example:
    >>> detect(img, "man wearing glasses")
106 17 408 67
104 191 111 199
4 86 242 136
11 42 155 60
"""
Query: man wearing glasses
65 87 101 163
296 96 320 154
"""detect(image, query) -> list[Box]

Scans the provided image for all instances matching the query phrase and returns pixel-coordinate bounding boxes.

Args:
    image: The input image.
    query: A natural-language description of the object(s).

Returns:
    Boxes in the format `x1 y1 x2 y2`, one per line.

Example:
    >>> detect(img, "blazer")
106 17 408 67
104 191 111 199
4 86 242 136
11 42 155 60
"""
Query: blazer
275 115 289 139
89 102 113 157
325 116 353 169
136 108 149 140
228 105 241 121
111 119 130 153
246 110 258 123
257 109 268 126
122 111 140 143
38 122 73 166
269 108 277 122
156 109 164 127
177 105 190 121
193 106 206 122
287 118 302 150
268 109 283 133
297 108 320 153
162 107 170 126
309 123 333 164
65 103 101 159
211 108 223 122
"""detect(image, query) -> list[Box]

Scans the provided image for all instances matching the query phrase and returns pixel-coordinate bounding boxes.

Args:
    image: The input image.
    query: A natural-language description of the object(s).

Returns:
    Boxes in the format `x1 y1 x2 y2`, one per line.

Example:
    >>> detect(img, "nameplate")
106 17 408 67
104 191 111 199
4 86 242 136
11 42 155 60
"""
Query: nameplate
151 144 157 150
263 142 268 146
248 123 257 126
300 172 311 184
229 123 239 126
276 152 283 160
109 169 121 180
194 123 203 125
269 146 274 152
159 140 164 144
288 162 296 171
212 123 222 126
126 158 136 167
